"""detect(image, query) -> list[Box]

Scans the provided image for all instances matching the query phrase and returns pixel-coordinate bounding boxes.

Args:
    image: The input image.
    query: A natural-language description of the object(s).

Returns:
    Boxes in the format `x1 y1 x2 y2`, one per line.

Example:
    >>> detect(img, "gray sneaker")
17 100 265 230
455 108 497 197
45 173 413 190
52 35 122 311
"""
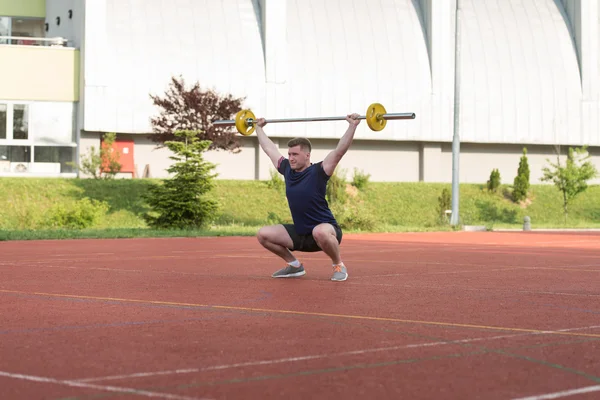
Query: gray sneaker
331 265 348 281
272 264 306 278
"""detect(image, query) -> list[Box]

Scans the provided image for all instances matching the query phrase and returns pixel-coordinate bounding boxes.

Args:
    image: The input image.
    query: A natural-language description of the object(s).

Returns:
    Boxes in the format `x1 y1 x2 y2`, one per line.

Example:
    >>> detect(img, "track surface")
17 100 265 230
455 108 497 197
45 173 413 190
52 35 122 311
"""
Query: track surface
1 231 599 400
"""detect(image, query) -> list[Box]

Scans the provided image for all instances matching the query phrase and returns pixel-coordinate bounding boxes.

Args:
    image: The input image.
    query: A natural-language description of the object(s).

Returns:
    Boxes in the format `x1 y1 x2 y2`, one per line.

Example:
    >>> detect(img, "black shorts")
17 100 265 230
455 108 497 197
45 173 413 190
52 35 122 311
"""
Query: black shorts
283 224 343 252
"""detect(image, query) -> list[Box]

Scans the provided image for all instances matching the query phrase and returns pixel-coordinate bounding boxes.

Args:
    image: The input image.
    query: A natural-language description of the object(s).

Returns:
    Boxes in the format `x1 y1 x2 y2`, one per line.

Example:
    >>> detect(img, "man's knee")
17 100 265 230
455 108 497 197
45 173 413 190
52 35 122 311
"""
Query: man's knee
257 226 272 245
258 225 293 249
312 224 336 245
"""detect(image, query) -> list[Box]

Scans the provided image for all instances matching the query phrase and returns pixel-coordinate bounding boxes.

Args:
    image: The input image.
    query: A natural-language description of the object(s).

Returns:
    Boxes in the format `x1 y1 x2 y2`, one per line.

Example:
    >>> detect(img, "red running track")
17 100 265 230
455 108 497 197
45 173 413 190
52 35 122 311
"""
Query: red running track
1 231 600 400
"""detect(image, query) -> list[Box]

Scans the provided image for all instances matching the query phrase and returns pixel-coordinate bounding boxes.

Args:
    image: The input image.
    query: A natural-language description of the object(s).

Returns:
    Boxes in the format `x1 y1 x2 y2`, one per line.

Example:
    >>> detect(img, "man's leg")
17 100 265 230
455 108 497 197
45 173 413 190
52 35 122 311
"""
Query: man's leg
312 223 342 264
312 224 347 281
257 224 306 278
257 224 295 262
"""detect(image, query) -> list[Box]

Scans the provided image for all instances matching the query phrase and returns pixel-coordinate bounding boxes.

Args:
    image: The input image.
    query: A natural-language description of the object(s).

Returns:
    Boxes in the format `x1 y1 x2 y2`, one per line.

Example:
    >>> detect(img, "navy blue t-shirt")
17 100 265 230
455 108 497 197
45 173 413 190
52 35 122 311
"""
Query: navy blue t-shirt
277 157 338 235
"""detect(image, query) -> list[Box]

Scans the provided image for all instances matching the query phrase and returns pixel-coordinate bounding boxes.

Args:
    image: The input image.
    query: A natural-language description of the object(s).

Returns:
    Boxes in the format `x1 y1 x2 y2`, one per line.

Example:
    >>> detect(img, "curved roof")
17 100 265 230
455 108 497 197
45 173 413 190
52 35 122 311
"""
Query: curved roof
458 0 582 145
262 0 431 140
81 0 593 146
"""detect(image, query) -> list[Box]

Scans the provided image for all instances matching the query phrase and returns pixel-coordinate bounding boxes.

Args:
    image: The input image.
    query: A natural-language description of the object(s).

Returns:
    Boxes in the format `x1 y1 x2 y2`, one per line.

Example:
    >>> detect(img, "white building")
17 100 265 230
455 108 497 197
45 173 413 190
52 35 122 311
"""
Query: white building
2 0 599 183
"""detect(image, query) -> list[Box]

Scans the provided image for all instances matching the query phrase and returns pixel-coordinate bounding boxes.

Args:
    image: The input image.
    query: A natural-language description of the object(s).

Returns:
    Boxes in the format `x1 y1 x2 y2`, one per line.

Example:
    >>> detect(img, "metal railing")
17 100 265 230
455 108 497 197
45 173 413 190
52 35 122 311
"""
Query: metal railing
0 36 69 47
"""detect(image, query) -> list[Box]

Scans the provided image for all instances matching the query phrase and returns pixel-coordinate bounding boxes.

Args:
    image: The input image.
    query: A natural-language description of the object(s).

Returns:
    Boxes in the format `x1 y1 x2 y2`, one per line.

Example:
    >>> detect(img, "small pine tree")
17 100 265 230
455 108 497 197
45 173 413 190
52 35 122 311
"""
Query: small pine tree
143 130 219 229
513 147 530 202
487 169 501 193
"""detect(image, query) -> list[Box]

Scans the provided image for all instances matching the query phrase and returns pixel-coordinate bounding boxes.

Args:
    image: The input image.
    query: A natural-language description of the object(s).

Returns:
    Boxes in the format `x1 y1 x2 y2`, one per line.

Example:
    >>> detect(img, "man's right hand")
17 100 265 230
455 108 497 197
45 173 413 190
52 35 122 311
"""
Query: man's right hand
256 118 267 128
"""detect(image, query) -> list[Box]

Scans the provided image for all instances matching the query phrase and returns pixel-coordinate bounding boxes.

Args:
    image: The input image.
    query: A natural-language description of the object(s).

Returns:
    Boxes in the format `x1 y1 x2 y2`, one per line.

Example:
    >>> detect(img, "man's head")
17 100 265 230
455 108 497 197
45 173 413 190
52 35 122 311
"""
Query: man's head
287 137 312 171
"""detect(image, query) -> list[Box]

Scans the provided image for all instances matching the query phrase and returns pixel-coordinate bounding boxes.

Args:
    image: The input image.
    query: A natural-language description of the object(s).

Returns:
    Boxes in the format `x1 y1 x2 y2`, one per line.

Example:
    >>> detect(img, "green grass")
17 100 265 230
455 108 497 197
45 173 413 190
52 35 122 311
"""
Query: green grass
0 177 598 241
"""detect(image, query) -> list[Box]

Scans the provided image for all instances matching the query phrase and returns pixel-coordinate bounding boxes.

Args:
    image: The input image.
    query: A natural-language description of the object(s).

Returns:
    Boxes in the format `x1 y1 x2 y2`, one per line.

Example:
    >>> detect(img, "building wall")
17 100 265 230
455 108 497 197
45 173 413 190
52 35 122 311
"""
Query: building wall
0 45 79 102
69 0 600 185
0 0 45 18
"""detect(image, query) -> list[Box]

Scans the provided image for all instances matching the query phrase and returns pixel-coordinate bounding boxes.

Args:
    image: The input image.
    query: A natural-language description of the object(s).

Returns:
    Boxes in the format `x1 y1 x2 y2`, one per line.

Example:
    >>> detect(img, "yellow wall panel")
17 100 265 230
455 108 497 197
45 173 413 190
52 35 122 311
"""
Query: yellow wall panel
0 45 79 102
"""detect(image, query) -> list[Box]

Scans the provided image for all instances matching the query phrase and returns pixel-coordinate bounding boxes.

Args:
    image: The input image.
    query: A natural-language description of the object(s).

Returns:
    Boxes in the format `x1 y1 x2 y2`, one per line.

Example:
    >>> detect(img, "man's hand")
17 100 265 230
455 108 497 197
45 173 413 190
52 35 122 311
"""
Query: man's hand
346 113 360 126
256 118 267 128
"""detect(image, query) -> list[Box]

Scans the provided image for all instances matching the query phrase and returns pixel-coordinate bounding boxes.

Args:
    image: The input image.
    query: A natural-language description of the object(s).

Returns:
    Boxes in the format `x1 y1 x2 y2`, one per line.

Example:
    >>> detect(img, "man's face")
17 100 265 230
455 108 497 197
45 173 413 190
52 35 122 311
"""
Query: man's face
288 145 310 171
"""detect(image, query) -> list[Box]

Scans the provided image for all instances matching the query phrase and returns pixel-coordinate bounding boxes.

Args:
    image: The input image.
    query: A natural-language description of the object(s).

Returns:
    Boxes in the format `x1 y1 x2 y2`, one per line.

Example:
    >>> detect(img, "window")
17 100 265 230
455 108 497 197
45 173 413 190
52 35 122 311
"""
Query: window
0 104 6 139
0 16 9 44
0 145 31 162
13 104 28 140
0 16 44 45
11 18 44 44
34 146 75 173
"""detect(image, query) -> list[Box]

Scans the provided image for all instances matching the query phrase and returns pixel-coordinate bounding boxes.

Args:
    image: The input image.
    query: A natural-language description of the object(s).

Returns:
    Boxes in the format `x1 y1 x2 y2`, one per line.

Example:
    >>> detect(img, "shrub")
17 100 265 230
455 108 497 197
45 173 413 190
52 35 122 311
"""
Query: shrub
512 147 530 202
143 130 219 229
326 168 348 205
487 169 501 192
351 168 371 190
437 188 451 224
330 200 376 231
45 198 110 229
265 169 285 192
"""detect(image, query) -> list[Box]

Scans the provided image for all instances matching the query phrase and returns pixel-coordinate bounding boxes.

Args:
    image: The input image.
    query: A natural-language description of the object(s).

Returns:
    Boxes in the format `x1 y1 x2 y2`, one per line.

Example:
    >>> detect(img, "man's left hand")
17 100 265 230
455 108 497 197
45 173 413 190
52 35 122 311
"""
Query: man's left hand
346 113 360 126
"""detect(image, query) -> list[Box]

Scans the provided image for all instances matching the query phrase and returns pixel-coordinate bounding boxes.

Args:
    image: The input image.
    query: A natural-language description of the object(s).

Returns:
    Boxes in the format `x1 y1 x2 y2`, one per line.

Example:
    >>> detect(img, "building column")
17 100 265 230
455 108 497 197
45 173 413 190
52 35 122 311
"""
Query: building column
419 142 443 182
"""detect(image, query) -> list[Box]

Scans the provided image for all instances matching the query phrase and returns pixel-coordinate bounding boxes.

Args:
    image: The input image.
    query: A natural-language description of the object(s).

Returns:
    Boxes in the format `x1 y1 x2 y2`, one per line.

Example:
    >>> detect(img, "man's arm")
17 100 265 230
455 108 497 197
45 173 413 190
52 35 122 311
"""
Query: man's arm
255 118 283 168
322 113 360 176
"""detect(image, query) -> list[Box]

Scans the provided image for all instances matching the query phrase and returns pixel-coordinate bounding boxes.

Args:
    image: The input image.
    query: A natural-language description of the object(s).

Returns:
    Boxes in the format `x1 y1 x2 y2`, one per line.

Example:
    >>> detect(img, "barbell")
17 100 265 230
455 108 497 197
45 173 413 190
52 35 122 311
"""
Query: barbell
212 103 416 136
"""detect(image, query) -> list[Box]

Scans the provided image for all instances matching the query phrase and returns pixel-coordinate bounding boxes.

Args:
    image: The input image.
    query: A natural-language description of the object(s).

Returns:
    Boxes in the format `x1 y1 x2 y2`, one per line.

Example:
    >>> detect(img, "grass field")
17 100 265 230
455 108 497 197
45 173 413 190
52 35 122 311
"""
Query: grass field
0 177 599 241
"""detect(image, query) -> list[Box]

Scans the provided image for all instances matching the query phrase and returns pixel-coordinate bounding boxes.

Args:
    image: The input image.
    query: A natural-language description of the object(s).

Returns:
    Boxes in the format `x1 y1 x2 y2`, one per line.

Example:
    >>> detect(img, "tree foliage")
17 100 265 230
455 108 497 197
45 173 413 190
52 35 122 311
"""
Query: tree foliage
149 75 245 153
70 132 122 179
512 147 530 202
541 145 598 222
143 130 219 229
487 168 501 193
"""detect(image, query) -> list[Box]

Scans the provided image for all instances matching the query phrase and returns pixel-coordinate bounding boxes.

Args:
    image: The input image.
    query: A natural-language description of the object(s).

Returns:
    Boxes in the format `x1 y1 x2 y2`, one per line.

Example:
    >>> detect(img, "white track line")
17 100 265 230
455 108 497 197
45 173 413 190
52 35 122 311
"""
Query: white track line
512 384 600 400
0 371 208 399
74 324 600 384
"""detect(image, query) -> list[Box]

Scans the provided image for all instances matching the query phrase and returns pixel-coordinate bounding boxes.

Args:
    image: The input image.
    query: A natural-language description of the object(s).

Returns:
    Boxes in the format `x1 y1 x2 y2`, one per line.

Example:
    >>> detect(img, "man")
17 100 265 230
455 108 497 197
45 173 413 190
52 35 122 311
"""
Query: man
255 113 360 282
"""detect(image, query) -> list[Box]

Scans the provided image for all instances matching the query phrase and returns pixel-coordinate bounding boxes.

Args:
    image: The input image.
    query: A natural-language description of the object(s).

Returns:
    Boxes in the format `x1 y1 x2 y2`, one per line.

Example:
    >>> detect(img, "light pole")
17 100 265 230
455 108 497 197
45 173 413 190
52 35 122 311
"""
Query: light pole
450 0 462 226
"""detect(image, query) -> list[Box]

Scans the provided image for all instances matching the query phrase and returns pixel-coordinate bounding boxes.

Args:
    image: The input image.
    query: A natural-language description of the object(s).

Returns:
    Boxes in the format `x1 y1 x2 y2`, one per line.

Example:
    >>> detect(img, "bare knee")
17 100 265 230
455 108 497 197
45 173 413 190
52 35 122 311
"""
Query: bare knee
257 226 271 245
257 225 293 248
312 224 336 246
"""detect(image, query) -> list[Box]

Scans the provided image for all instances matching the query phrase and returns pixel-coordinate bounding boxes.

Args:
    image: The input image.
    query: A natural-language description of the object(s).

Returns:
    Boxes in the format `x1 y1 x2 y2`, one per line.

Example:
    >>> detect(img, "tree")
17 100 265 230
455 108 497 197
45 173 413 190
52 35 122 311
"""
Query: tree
541 145 598 222
487 168 501 193
143 130 219 229
512 147 530 202
70 132 122 179
149 75 245 153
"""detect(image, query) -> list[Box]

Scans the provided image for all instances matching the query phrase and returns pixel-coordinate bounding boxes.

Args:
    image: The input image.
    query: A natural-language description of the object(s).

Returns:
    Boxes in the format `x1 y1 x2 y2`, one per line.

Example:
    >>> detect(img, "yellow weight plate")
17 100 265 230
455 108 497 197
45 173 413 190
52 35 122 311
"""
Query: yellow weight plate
235 109 257 136
366 103 387 131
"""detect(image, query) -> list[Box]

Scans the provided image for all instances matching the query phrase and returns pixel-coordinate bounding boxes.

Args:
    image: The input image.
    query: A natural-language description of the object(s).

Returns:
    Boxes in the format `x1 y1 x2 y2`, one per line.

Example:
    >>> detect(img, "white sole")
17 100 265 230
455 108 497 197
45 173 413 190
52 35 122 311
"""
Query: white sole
331 274 348 281
272 271 306 278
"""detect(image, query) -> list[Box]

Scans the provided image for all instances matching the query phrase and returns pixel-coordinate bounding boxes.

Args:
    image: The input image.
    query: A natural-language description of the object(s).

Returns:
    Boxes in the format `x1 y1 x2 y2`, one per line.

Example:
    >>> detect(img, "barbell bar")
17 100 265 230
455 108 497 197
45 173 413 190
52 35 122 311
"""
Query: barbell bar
212 103 416 136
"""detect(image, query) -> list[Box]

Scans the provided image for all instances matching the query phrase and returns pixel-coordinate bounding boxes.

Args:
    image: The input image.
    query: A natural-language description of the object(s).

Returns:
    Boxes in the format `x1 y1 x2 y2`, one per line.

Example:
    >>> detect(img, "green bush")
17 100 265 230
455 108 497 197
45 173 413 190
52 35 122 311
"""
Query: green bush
143 130 219 229
437 188 451 224
265 169 285 192
513 147 530 202
487 169 501 192
326 168 348 205
351 168 371 190
331 200 376 231
45 198 110 229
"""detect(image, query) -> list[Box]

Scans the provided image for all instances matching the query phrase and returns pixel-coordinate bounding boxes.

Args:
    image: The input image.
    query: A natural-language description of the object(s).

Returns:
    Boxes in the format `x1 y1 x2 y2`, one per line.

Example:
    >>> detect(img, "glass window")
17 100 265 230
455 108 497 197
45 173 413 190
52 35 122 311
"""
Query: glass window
0 145 31 162
13 104 28 140
34 146 75 173
0 104 6 139
11 18 44 44
0 17 10 44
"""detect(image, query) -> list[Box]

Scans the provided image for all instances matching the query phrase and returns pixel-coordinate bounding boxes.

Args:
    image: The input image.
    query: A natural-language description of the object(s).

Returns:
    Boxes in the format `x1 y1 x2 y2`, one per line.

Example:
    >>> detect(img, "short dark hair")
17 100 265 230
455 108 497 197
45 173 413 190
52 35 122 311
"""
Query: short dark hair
287 137 312 153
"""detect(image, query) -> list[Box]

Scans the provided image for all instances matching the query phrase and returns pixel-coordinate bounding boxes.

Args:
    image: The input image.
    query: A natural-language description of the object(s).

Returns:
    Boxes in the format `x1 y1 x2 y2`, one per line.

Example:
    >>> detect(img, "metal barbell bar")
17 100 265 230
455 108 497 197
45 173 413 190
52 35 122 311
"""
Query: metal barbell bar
212 103 416 136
